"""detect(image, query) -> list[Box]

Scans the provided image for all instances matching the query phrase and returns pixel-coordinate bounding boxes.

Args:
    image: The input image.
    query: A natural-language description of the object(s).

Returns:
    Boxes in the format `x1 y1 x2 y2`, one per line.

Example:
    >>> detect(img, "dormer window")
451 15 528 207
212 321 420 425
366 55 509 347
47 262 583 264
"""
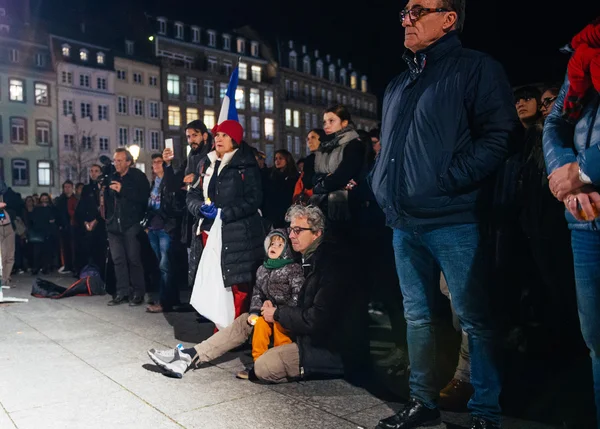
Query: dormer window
192 26 200 43
223 35 231 50
303 56 311 74
97 52 105 65
316 60 323 78
62 44 71 57
350 72 358 90
289 51 297 70
361 75 368 93
125 40 134 55
157 17 167 35
328 64 336 82
80 49 88 61
251 42 259 57
340 68 347 86
237 38 245 54
175 22 184 39
208 30 216 47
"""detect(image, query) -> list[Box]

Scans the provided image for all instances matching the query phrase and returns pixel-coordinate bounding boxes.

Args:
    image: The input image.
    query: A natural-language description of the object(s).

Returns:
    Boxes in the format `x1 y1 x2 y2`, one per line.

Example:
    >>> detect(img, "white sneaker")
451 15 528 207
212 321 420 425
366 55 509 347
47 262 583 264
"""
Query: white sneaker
58 266 71 274
147 348 192 378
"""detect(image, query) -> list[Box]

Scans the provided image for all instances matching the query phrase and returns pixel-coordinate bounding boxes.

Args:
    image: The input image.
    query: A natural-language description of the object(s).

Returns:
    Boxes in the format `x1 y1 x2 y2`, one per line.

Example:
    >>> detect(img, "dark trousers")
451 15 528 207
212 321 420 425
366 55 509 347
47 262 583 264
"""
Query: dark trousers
59 227 74 271
107 224 146 298
33 240 53 272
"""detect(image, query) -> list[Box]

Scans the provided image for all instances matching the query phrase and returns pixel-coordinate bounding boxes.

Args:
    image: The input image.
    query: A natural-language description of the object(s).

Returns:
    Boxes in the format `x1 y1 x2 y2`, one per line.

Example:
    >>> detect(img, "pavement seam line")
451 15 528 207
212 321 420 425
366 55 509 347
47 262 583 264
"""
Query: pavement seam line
0 400 19 429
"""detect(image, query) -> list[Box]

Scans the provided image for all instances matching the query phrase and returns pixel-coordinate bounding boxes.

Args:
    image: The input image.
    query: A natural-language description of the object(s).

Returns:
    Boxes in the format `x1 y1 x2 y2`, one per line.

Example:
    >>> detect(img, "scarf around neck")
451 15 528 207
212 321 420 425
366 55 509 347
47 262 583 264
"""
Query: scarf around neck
302 235 323 263
263 258 295 270
319 126 359 154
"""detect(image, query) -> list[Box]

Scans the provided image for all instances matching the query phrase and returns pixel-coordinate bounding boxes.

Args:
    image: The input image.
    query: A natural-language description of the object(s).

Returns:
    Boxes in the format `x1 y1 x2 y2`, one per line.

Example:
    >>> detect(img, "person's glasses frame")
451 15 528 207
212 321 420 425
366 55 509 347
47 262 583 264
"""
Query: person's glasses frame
289 226 312 236
399 7 452 23
540 96 557 109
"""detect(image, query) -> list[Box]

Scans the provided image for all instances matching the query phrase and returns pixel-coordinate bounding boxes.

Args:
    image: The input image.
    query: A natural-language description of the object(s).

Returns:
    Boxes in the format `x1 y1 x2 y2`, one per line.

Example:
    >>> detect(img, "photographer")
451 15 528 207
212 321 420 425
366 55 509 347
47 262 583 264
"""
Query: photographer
104 148 150 306
75 164 106 273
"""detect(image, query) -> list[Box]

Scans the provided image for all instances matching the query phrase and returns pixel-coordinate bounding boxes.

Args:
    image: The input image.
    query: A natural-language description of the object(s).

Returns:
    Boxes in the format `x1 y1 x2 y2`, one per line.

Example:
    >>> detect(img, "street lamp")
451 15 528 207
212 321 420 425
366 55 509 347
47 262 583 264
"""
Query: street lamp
128 144 140 162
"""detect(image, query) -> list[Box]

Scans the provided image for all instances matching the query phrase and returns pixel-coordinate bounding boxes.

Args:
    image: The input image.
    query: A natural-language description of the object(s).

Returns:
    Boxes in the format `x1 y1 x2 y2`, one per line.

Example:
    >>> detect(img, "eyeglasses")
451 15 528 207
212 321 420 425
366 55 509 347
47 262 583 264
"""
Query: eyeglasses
400 7 452 23
289 226 312 236
540 96 557 109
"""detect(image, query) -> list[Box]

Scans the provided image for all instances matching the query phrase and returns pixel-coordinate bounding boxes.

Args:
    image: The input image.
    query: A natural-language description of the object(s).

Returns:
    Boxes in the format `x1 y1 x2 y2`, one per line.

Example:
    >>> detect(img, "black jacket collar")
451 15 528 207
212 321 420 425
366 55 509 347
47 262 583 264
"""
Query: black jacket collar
402 31 461 79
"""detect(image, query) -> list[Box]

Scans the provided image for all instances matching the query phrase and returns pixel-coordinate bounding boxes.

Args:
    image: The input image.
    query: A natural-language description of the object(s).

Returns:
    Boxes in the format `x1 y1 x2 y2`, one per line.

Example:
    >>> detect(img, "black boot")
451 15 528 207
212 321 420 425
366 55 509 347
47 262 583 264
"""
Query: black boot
107 295 128 306
470 416 500 429
377 398 441 429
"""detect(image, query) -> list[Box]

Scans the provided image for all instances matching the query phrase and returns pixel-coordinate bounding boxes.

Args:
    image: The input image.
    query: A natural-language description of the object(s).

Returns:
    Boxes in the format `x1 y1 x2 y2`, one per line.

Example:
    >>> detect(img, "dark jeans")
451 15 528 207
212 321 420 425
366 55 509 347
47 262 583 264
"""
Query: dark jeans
393 223 501 425
148 229 179 309
571 230 600 428
33 239 54 272
59 227 74 271
107 224 145 298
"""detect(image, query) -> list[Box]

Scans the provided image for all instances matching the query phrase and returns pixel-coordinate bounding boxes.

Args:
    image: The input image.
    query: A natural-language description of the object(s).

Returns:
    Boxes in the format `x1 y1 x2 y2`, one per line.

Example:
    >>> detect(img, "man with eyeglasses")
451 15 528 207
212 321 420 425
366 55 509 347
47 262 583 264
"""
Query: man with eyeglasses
370 1 518 429
147 205 352 383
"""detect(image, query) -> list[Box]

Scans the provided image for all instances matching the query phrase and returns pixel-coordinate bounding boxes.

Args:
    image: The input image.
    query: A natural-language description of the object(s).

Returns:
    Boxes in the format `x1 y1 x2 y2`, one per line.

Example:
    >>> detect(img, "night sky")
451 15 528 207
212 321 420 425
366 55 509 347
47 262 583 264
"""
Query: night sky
33 0 600 103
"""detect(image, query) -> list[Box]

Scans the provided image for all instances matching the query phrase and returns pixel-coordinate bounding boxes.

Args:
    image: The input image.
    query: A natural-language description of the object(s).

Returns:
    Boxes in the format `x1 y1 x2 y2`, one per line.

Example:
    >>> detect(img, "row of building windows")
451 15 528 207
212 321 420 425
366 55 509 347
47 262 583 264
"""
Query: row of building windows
0 158 54 187
284 80 374 112
60 70 111 91
61 128 161 153
61 100 114 121
2 78 51 105
5 48 47 68
0 116 53 146
156 18 259 57
116 69 159 86
288 52 368 92
61 44 105 65
115 96 161 118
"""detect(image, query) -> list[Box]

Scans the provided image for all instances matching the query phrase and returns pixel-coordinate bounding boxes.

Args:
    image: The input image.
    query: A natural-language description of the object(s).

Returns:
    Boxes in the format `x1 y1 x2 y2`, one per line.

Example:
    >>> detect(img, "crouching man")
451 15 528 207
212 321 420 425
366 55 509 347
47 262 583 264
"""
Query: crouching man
148 205 348 382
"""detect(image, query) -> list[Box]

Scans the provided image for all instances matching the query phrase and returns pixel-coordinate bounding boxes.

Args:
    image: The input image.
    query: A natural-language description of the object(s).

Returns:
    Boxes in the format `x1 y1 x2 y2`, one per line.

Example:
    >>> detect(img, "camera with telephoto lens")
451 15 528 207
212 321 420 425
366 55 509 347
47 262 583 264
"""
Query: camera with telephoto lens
98 155 117 188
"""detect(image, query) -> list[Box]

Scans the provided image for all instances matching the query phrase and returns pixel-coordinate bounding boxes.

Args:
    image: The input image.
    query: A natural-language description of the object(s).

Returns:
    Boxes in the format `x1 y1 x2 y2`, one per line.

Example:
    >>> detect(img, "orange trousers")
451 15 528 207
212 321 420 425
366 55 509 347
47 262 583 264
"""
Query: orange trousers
252 316 292 361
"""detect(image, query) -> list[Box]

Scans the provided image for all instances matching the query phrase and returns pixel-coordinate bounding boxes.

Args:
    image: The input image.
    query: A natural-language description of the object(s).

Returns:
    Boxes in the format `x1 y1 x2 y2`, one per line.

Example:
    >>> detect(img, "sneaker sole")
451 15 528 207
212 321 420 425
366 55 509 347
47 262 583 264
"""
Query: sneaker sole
147 350 183 378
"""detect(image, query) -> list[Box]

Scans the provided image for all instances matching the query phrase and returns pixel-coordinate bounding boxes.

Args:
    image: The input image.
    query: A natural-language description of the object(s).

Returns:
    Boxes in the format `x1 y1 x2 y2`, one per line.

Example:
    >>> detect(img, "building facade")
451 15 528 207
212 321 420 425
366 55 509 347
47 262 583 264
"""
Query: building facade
278 41 379 160
150 16 278 160
50 34 116 186
114 47 162 179
0 2 59 196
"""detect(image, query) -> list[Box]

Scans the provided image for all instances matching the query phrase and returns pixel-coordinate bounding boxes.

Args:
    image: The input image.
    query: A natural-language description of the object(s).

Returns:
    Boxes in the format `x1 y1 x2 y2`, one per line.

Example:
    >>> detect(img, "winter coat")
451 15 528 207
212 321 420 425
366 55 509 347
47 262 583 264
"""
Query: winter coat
146 164 186 238
369 31 518 228
262 169 299 228
249 229 304 314
543 73 600 231
104 167 150 234
54 193 77 228
186 142 265 287
75 179 102 224
274 237 352 379
0 184 23 231
31 205 58 238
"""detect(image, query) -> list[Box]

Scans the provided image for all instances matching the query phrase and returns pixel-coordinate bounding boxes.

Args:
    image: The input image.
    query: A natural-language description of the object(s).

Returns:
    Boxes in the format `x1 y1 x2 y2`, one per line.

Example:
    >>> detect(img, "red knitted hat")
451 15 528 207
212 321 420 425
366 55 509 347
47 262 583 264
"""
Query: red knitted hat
212 120 243 145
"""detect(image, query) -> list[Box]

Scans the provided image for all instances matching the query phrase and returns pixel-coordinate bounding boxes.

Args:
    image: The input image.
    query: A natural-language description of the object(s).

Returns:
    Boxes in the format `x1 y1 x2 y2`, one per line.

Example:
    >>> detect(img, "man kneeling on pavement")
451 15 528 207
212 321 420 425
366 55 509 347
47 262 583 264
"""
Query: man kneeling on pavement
148 205 357 382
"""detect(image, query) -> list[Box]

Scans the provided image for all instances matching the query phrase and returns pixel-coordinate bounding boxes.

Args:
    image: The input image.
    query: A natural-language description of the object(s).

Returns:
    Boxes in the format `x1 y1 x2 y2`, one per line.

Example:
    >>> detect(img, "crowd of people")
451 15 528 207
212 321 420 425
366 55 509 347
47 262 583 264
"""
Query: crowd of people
1 2 599 428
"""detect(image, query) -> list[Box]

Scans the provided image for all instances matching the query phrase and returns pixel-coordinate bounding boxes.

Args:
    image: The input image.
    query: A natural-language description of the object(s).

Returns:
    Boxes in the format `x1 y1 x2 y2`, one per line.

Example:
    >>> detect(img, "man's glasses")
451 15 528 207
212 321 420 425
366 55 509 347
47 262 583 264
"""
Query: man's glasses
289 226 312 236
400 7 452 23
540 96 557 109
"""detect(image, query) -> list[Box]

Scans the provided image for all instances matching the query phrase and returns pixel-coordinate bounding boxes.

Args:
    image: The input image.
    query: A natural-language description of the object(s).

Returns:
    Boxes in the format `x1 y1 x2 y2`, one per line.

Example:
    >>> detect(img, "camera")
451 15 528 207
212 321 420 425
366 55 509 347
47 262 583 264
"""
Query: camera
98 155 117 188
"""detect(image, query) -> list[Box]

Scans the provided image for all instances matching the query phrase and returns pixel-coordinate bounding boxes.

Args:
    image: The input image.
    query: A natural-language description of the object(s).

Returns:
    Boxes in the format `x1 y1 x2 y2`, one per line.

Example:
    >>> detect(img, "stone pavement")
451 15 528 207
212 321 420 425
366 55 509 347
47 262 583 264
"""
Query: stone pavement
0 273 567 428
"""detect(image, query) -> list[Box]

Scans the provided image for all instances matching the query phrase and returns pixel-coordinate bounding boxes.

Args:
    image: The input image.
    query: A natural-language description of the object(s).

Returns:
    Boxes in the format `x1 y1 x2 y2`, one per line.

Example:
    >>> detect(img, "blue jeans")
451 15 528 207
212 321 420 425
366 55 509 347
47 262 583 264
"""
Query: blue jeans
393 223 501 425
571 230 600 428
148 229 177 309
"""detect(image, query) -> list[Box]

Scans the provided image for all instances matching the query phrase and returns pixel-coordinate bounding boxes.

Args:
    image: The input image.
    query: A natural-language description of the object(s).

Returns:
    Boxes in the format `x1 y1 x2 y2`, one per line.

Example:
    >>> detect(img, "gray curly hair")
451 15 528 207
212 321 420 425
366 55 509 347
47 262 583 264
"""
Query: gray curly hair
285 205 325 232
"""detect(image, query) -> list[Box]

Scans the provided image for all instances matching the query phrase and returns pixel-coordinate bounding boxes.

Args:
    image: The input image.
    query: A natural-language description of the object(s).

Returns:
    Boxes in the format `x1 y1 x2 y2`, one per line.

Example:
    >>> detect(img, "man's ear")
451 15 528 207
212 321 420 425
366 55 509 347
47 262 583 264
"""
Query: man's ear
202 132 209 142
443 11 457 31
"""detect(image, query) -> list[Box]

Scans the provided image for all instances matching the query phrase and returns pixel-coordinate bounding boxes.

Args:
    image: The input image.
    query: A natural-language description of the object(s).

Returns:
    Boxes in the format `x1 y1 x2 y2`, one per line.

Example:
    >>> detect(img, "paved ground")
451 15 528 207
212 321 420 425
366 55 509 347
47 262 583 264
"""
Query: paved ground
0 273 587 428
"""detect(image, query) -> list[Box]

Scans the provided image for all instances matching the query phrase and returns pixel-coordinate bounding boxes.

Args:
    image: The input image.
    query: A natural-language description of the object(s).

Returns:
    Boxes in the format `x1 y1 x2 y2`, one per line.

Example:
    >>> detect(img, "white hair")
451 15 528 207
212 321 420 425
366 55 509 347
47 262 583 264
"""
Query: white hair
285 205 325 232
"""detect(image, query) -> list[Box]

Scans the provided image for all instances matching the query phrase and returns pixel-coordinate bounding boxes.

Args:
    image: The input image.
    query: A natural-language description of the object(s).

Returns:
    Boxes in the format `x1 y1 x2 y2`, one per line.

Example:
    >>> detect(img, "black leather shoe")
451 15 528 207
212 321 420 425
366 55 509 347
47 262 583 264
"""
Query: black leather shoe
377 398 441 429
470 416 500 429
107 295 128 306
129 295 144 306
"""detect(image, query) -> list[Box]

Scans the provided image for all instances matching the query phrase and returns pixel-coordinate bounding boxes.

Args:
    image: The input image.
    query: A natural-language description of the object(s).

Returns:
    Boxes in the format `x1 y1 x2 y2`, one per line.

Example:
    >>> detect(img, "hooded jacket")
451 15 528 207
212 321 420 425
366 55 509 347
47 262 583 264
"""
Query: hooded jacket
249 229 304 315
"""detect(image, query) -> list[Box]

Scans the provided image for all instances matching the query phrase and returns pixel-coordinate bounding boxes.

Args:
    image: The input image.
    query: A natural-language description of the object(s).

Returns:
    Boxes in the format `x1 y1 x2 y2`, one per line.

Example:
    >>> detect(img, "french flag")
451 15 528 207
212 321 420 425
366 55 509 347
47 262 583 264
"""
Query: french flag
217 66 239 125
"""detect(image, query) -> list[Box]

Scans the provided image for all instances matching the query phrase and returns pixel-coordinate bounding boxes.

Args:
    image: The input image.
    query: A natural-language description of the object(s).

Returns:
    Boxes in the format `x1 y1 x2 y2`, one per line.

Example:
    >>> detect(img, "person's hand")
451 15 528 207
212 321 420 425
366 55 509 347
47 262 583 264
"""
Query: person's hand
564 188 600 221
345 179 357 191
183 173 196 184
262 305 276 323
85 220 97 231
109 181 122 193
162 148 174 165
549 162 584 201
0 202 6 209
261 300 274 310
199 203 217 220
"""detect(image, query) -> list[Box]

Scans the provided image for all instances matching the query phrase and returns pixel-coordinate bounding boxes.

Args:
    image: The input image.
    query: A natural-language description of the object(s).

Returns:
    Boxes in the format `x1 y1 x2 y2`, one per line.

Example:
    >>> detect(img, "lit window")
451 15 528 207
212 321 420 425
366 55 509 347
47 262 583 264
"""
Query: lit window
361 76 368 93
235 87 245 110
203 110 215 130
251 65 261 82
264 118 274 141
350 73 358 90
175 22 183 39
168 106 181 128
250 88 260 112
264 91 274 113
237 38 245 54
97 52 105 64
285 109 292 127
62 44 70 57
10 118 26 143
12 159 29 186
36 121 51 146
35 83 49 106
239 63 247 80
293 111 300 128
167 74 179 96
219 83 227 101
186 108 199 123
9 79 24 102
37 161 52 186
80 49 88 61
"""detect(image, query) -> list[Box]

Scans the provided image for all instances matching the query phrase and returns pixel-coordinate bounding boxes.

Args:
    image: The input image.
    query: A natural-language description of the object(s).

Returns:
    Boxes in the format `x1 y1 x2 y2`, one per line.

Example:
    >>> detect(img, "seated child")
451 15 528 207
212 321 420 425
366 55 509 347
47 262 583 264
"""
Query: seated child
241 229 304 375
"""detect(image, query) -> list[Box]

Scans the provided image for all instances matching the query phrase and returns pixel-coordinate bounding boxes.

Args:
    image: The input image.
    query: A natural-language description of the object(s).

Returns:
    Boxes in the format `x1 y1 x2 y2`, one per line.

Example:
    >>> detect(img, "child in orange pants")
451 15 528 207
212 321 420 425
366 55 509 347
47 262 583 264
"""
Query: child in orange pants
244 229 304 366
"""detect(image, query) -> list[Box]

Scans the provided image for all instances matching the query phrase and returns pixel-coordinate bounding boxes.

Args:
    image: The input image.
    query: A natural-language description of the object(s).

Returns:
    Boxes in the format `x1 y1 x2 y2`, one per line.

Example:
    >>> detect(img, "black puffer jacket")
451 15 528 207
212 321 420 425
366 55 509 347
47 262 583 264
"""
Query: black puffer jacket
104 167 150 234
187 142 265 287
249 229 304 314
274 237 353 379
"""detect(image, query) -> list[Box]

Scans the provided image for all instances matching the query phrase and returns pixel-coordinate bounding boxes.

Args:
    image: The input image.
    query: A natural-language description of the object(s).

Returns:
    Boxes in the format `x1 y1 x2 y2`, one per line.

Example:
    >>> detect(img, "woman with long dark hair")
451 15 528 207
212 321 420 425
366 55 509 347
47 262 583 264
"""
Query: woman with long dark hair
262 149 299 228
